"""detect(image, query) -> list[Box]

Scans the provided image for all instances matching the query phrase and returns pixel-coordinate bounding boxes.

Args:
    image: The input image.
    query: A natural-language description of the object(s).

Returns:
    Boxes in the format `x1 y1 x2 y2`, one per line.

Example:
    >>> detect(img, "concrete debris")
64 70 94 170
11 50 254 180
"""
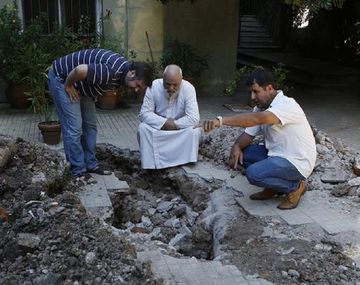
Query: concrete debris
156 201 174 213
287 269 300 278
17 233 41 250
2 127 360 284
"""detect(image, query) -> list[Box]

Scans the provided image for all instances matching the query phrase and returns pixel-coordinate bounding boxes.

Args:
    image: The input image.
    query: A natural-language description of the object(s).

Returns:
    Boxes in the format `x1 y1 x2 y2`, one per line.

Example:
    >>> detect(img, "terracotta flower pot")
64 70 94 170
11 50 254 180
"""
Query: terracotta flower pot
38 121 61 145
6 84 31 109
97 90 120 110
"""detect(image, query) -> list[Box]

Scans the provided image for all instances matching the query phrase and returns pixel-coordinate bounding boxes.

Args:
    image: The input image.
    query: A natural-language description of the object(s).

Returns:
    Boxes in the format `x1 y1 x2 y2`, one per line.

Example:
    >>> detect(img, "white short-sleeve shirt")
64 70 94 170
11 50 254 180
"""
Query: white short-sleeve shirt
245 91 316 178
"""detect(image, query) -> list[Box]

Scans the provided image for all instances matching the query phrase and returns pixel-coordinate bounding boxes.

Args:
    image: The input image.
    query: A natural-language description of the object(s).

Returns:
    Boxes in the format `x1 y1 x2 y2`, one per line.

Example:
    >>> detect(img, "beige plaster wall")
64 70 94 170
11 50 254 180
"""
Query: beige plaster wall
103 0 164 62
163 0 239 96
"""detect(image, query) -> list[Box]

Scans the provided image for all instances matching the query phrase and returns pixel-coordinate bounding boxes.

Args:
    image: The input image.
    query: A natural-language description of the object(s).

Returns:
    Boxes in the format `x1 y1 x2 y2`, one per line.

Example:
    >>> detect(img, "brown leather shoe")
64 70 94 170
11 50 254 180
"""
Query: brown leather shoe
250 188 278 200
277 181 306 210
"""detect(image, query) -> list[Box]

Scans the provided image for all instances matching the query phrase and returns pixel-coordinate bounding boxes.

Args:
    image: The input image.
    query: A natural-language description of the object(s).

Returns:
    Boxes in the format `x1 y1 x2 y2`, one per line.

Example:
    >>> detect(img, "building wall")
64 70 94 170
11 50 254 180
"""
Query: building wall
0 0 239 98
103 0 164 62
105 0 239 96
163 0 239 96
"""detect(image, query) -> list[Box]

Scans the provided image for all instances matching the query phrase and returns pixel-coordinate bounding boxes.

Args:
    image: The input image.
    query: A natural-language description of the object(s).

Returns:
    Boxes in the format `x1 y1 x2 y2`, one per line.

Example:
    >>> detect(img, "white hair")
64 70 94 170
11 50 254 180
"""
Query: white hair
164 65 182 76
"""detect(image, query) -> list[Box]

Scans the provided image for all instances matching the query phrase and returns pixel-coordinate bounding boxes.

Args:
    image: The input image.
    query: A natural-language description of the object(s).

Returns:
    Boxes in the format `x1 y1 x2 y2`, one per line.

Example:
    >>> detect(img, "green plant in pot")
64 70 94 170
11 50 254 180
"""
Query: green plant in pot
0 3 32 108
160 39 209 84
27 70 61 145
96 12 136 109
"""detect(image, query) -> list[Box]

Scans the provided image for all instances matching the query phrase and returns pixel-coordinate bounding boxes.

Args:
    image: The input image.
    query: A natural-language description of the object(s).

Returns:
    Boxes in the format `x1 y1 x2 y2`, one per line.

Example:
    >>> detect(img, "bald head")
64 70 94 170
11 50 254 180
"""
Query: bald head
163 64 182 79
163 65 183 95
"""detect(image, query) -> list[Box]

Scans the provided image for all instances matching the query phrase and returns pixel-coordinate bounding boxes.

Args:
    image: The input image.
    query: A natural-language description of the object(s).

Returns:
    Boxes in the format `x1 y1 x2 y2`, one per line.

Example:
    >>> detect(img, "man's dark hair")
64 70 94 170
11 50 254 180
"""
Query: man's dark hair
246 68 276 89
129 62 154 87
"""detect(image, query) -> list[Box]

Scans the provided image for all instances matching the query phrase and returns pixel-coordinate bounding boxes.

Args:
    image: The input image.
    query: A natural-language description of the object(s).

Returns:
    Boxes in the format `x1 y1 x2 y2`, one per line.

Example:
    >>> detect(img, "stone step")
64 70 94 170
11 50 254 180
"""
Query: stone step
239 14 279 52
238 44 281 50
240 25 268 33
240 31 272 38
240 37 275 44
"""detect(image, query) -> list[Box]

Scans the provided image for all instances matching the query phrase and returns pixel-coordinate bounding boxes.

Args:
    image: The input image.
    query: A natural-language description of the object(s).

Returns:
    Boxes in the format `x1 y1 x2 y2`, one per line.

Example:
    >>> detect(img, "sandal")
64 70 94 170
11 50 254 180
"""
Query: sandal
87 166 112 175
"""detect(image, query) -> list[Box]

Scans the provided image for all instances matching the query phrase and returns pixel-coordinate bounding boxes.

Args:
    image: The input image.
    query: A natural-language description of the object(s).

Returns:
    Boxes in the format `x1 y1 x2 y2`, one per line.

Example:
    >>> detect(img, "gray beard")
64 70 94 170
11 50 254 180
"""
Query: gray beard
166 90 179 100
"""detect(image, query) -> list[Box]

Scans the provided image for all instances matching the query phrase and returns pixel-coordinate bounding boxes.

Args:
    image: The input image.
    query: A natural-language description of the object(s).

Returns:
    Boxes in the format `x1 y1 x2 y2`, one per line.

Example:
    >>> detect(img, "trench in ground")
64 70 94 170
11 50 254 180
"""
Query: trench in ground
97 146 218 260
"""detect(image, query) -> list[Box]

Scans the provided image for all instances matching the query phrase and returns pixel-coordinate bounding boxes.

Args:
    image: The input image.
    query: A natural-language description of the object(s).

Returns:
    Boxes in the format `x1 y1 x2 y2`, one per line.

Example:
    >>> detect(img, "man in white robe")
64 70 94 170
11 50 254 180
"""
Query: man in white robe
138 65 202 169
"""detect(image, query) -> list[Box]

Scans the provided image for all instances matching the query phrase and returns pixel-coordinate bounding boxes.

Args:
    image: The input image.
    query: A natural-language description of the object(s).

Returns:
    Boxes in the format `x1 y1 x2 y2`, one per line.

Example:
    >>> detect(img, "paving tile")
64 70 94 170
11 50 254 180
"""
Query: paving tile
319 219 360 235
236 197 277 217
182 161 230 182
90 173 130 193
275 208 313 225
222 265 245 278
321 171 347 183
79 184 112 208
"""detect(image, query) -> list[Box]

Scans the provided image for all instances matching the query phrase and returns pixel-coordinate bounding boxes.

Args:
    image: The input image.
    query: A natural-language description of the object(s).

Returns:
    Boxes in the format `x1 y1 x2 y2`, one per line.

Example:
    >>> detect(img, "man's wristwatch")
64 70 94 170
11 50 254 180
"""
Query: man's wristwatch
216 116 223 127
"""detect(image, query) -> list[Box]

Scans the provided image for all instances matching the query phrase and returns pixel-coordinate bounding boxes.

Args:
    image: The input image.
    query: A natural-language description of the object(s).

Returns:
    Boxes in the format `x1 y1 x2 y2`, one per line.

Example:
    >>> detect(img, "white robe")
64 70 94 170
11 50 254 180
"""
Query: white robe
138 79 202 169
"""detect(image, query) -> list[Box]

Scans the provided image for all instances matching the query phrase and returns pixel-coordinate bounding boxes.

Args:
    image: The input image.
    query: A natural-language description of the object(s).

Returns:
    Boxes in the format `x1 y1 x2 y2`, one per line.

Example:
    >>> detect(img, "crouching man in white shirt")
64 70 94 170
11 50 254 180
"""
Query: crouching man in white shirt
138 64 202 169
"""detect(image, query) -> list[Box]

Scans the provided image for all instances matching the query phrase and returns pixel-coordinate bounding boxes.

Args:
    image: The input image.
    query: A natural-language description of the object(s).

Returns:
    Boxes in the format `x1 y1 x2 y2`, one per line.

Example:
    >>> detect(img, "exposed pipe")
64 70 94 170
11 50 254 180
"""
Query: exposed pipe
145 31 154 64
124 0 129 55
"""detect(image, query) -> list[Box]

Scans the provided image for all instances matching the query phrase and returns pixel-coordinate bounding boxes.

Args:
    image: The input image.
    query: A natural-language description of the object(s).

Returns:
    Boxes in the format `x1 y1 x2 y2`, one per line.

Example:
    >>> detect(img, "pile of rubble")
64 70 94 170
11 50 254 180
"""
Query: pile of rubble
1 121 360 284
200 125 360 201
0 137 156 285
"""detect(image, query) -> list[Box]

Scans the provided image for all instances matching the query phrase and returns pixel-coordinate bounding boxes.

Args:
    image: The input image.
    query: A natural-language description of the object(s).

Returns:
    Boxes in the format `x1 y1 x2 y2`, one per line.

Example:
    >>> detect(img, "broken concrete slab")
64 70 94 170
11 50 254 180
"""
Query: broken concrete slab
321 171 348 183
137 249 274 285
78 183 113 221
182 161 230 182
90 173 130 193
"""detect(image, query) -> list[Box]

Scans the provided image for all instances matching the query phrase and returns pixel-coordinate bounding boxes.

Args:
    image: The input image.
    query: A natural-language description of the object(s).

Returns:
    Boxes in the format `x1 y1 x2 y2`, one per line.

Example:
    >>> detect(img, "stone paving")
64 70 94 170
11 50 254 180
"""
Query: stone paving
0 102 231 152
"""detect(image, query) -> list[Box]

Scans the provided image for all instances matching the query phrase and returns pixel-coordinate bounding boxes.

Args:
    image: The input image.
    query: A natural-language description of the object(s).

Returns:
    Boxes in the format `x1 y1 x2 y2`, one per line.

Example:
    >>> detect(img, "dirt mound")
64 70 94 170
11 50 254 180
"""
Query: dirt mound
0 137 156 285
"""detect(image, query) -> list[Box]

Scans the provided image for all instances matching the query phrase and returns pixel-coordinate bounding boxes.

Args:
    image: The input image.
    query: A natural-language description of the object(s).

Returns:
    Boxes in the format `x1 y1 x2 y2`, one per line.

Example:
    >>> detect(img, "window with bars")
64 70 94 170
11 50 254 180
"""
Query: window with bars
20 0 99 34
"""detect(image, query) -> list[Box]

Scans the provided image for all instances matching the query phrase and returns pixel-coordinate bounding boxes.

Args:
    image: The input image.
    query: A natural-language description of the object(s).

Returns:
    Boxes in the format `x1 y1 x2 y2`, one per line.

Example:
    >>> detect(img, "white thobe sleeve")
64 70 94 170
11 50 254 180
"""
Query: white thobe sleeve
139 86 167 130
174 85 200 129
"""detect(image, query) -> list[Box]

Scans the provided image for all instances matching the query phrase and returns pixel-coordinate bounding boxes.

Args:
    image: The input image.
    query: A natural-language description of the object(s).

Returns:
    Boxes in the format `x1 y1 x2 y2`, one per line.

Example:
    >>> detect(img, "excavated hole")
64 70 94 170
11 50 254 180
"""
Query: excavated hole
96 146 215 260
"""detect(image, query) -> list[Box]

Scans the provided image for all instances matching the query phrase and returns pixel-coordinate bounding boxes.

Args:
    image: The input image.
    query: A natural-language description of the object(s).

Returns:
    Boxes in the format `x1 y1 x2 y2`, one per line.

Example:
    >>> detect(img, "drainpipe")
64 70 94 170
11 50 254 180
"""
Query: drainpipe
16 0 24 30
96 0 103 41
57 0 62 27
124 0 129 55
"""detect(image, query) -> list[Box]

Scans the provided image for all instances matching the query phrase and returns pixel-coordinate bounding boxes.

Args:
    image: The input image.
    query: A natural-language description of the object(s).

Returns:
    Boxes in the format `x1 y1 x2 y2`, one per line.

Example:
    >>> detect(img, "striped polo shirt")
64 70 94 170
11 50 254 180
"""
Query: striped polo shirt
52 48 130 97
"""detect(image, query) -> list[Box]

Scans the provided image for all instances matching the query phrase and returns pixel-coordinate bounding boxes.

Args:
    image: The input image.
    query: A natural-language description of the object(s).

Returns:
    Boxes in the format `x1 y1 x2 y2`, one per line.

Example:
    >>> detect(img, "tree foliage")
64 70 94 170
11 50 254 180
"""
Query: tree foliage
283 0 346 12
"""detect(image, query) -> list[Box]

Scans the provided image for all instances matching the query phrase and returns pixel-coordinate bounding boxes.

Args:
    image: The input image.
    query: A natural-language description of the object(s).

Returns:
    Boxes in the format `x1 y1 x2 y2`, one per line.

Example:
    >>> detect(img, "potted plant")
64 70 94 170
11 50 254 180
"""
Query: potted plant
0 3 32 108
96 13 134 110
160 39 209 84
27 70 61 145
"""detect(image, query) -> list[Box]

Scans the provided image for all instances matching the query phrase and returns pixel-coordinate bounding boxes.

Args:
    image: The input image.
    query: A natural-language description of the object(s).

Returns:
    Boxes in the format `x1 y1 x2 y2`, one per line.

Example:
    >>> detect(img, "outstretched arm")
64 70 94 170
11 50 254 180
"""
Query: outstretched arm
202 111 280 132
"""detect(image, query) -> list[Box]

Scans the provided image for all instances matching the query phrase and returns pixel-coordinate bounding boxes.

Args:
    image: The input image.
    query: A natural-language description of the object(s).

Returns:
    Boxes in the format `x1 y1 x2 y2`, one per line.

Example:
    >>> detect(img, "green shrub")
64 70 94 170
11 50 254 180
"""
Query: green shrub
224 63 290 96
160 39 209 79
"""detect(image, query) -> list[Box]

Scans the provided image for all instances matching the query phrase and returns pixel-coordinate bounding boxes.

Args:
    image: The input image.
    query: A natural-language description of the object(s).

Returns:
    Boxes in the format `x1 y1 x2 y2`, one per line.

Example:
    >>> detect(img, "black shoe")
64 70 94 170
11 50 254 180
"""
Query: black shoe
75 173 97 185
87 166 112 175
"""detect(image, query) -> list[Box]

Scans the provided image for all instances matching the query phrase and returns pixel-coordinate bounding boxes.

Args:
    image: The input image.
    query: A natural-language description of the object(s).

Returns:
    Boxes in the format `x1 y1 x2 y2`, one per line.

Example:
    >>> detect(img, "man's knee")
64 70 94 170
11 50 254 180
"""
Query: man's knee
138 122 147 133
246 164 262 185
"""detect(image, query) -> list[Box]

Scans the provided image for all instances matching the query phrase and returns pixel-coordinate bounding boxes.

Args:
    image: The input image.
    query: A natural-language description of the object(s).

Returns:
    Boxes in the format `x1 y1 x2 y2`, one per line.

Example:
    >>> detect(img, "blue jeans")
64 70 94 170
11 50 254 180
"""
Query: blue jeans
48 69 98 176
243 144 305 193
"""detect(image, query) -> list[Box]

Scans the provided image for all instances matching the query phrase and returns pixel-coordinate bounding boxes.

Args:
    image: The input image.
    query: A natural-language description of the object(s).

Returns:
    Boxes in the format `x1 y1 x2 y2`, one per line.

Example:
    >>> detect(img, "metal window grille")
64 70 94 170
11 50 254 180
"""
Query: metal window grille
20 0 98 34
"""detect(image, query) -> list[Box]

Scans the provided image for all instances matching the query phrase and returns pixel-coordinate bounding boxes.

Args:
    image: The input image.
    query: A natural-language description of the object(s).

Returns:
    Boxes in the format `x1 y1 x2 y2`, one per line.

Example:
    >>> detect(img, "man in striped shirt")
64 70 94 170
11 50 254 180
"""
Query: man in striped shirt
48 48 153 177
